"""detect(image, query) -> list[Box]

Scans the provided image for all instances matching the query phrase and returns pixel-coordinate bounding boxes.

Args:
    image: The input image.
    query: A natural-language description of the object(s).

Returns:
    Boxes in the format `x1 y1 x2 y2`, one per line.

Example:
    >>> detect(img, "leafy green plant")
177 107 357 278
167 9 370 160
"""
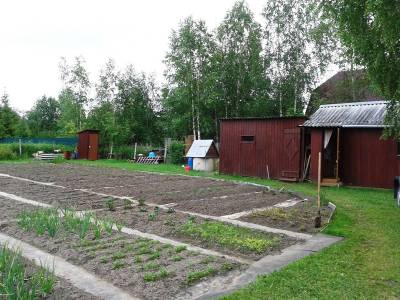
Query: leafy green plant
138 198 146 206
105 198 116 211
179 220 280 254
123 199 133 210
167 207 175 214
134 255 143 264
142 262 161 271
143 268 173 282
112 251 126 261
147 251 161 261
175 245 187 253
186 267 216 284
148 212 157 221
112 260 125 270
169 141 185 164
0 244 56 298
171 255 183 262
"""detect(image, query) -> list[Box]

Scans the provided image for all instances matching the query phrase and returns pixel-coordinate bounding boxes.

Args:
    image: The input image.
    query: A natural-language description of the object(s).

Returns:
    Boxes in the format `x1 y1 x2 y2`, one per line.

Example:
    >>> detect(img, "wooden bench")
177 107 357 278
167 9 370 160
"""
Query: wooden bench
34 153 63 161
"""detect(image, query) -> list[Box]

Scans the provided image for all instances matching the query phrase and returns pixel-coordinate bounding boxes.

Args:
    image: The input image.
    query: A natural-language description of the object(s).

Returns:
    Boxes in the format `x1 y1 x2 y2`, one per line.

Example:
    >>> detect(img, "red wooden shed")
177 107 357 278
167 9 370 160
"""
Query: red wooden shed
303 101 399 188
219 117 307 181
77 129 99 160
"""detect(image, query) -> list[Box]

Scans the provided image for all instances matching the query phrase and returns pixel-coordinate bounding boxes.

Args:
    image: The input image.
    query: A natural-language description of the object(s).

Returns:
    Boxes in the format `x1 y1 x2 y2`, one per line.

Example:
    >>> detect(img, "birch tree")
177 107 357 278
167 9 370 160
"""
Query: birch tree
59 56 91 130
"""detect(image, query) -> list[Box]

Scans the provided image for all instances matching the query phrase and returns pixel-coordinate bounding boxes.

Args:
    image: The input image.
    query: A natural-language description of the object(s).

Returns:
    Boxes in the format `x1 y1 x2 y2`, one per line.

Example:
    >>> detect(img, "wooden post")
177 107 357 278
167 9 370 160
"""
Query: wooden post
19 139 22 157
133 142 137 160
336 128 340 182
315 151 322 228
317 151 321 210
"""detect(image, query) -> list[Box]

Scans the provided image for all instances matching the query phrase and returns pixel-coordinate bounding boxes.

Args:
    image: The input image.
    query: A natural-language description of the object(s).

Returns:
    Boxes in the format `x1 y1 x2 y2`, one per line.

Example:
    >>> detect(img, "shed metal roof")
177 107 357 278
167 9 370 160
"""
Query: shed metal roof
186 140 216 158
302 101 388 128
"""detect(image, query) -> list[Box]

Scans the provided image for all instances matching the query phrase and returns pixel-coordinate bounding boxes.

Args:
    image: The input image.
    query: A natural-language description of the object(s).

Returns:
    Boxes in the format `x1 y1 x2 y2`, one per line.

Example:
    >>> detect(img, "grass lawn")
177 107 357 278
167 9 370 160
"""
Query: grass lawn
2 158 399 298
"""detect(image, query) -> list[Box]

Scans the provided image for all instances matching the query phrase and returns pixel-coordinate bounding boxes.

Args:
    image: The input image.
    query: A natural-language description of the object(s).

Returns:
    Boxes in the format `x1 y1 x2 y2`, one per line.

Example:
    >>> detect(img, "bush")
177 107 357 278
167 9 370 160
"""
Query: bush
0 145 17 160
169 141 185 164
0 143 74 160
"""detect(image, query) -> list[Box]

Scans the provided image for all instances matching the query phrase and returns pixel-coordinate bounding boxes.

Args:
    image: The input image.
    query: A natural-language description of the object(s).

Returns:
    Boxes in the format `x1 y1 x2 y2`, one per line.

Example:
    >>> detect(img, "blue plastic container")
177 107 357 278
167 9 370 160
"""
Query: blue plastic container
188 157 193 170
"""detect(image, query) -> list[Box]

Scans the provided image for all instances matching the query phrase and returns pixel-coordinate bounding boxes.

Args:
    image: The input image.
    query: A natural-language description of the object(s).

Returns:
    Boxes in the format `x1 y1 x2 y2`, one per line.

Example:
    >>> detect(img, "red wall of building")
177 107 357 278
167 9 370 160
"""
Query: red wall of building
310 128 400 188
219 118 306 180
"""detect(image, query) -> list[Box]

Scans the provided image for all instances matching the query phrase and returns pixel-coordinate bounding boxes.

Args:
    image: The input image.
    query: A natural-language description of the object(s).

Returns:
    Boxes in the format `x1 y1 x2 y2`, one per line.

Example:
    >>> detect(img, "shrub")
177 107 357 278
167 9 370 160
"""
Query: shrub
0 145 17 160
169 141 185 164
0 143 74 160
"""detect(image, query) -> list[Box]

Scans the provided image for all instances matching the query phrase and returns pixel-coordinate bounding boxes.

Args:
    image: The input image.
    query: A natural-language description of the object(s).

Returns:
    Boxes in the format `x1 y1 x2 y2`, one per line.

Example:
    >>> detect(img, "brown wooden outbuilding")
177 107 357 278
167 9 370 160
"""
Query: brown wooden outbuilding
219 117 307 181
303 101 400 188
77 129 99 160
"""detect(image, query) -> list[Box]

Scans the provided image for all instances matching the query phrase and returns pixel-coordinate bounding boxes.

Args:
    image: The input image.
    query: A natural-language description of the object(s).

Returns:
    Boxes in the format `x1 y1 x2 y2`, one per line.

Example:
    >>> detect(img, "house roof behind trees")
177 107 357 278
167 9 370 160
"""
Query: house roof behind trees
303 101 388 128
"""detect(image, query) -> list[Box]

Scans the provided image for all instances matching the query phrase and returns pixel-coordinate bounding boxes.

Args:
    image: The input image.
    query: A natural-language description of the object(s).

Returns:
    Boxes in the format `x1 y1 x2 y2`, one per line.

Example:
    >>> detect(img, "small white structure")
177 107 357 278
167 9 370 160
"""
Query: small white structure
186 140 219 172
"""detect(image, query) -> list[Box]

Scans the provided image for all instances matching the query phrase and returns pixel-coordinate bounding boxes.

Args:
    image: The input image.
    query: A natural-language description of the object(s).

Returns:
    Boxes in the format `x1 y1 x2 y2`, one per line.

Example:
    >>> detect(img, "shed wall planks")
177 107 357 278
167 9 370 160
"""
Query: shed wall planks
220 118 306 180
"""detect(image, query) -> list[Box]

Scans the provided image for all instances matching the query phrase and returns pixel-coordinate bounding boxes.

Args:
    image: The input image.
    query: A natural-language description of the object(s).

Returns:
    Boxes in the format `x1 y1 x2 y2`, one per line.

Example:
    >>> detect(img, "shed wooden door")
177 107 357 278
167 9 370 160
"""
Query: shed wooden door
281 128 301 179
240 139 256 176
87 133 98 160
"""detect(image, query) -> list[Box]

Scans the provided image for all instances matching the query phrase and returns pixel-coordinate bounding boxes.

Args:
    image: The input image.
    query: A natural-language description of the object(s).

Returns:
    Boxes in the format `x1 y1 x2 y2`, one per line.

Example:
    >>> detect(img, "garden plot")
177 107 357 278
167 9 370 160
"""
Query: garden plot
0 196 39 222
240 201 333 234
92 204 299 261
0 163 304 217
1 207 243 300
0 163 339 299
0 176 127 210
0 243 96 299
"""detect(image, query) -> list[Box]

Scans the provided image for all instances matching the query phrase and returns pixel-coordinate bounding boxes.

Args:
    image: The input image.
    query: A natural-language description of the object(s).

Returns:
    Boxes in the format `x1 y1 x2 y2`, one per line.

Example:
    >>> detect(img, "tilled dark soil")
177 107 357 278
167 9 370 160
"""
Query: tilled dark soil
93 205 300 260
240 202 333 233
0 221 242 300
0 163 299 216
0 197 38 222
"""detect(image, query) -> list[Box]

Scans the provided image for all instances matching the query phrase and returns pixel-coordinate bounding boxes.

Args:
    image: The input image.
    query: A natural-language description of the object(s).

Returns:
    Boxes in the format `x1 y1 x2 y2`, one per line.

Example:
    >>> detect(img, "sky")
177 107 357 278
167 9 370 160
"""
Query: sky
0 0 337 113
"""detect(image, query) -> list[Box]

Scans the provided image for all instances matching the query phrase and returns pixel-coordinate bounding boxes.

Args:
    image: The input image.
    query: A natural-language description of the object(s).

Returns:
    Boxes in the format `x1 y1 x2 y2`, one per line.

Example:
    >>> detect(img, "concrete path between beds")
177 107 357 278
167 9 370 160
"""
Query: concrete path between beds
182 233 343 300
0 232 138 300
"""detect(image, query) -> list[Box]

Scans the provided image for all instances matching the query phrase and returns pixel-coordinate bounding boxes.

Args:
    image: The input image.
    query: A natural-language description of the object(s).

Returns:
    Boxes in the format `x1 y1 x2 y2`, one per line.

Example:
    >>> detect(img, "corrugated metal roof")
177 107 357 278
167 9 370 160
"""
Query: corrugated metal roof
303 100 388 128
186 140 215 158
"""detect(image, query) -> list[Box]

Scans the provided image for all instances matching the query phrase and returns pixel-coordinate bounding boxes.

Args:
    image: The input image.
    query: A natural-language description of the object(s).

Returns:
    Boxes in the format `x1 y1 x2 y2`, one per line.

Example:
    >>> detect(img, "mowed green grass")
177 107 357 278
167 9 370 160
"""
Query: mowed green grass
5 159 400 298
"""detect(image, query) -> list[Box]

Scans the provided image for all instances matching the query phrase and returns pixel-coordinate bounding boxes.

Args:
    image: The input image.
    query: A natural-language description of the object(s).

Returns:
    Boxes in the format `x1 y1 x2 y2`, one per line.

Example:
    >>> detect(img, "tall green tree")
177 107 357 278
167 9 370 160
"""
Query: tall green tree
94 58 119 157
57 88 79 136
263 0 332 116
322 0 400 138
26 95 60 136
59 56 91 130
0 91 20 138
217 1 269 118
164 17 217 140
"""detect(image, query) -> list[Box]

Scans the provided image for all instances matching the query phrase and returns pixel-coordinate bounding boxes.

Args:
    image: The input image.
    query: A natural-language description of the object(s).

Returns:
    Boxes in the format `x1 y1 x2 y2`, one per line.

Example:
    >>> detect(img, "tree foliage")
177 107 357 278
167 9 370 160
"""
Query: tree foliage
323 0 400 137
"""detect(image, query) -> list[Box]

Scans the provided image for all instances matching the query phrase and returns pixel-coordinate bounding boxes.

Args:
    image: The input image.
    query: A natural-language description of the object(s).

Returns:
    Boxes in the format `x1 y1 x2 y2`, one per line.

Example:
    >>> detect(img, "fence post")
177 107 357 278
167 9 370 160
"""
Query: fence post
19 139 22 157
134 142 137 160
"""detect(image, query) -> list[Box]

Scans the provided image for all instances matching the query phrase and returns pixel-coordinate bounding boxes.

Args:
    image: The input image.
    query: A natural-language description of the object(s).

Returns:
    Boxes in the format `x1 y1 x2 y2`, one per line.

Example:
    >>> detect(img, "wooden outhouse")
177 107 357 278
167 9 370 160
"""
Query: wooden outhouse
77 129 99 160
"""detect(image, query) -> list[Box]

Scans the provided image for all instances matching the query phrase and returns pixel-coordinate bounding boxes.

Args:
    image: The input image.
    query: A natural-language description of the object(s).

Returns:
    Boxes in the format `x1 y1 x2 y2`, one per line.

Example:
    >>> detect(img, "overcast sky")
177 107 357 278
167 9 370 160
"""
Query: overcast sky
0 0 337 113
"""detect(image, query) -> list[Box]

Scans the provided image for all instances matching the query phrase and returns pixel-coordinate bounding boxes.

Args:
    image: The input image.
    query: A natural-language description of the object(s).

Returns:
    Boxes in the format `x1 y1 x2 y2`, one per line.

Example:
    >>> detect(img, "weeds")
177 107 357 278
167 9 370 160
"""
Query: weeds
148 212 157 221
112 260 125 270
147 251 161 261
123 199 133 210
105 198 116 211
138 198 146 206
167 207 175 213
142 262 161 271
187 267 216 284
179 220 280 254
175 245 187 253
143 268 173 282
171 255 183 262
